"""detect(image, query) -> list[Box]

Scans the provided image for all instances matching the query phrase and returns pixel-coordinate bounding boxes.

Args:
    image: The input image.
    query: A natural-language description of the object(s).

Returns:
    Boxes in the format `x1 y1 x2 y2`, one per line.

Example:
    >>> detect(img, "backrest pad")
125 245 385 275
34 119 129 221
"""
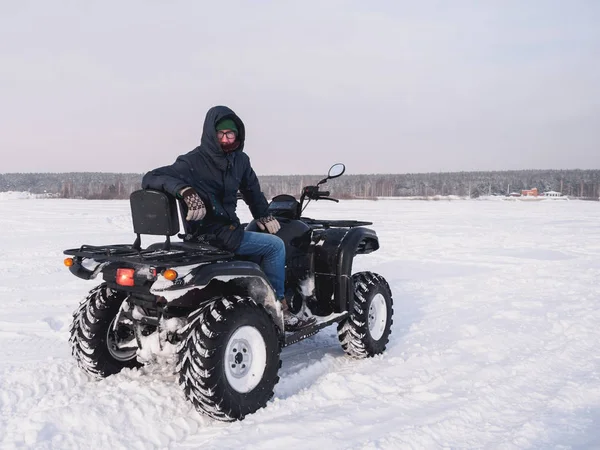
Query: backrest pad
130 189 180 236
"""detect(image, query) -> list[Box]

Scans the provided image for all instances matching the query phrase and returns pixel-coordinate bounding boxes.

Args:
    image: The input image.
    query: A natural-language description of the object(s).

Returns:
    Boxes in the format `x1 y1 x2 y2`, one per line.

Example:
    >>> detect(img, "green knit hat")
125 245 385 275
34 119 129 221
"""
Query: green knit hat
216 118 238 134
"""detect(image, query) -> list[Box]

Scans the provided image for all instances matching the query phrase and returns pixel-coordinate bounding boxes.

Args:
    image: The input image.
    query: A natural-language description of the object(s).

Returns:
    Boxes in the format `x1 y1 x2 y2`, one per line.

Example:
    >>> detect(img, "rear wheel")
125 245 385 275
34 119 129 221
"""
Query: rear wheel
69 284 141 377
177 296 281 421
337 272 393 358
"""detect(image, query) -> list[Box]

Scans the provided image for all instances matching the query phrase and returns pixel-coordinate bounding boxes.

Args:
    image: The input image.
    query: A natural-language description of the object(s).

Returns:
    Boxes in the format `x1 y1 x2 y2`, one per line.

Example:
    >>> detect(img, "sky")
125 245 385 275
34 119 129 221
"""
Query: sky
1 0 599 175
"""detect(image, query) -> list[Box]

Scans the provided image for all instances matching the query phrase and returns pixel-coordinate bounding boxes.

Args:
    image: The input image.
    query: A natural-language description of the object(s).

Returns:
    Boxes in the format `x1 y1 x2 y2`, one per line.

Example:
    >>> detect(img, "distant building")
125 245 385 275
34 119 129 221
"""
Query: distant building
543 191 563 197
521 188 538 197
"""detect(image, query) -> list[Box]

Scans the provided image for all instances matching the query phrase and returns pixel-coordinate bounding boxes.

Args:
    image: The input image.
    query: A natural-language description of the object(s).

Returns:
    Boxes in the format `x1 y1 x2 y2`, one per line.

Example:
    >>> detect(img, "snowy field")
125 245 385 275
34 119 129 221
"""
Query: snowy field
1 195 599 449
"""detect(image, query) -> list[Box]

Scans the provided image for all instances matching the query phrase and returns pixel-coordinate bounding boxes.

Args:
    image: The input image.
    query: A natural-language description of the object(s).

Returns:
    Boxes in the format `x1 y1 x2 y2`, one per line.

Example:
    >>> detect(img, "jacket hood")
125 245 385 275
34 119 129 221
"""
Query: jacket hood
200 105 246 157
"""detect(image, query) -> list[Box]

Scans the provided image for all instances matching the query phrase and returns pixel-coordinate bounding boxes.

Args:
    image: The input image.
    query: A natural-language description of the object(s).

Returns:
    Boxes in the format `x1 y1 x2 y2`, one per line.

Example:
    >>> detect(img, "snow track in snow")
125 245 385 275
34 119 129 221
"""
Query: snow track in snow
1 198 600 448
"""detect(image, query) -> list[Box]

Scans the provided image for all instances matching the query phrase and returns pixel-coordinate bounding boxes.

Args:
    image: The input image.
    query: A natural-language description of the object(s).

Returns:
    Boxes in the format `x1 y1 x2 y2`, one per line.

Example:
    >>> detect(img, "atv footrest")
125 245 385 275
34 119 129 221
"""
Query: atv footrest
283 311 348 346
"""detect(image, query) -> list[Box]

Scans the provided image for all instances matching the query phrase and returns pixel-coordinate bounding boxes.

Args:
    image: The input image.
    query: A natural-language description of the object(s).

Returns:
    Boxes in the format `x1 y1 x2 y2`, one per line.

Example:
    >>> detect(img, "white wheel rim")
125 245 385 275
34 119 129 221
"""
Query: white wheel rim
224 326 267 394
368 293 387 341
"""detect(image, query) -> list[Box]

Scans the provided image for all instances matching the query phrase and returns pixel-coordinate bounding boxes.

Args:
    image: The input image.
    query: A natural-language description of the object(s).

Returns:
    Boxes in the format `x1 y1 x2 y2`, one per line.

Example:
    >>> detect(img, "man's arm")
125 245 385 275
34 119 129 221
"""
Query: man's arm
143 156 209 222
239 163 269 219
142 157 194 198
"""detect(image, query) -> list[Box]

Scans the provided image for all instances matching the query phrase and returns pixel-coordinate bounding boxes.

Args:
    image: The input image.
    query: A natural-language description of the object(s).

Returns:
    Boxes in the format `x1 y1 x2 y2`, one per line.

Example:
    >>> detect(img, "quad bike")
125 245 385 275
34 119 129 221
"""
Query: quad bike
64 163 393 421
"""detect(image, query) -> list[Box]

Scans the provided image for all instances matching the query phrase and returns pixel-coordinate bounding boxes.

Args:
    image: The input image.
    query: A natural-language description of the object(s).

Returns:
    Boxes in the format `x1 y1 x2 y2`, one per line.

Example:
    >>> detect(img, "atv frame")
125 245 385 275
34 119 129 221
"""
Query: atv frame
64 163 393 420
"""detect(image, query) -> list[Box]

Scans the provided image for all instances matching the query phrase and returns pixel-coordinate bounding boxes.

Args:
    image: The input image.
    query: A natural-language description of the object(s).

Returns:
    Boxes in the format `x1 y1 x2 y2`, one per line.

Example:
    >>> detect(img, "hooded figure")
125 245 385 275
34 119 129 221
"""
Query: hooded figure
142 105 272 251
142 105 315 331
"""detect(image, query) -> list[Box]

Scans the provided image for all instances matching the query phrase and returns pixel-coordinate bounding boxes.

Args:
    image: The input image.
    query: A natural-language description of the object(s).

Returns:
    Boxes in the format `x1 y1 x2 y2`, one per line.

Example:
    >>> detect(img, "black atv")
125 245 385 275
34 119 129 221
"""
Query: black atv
64 163 393 421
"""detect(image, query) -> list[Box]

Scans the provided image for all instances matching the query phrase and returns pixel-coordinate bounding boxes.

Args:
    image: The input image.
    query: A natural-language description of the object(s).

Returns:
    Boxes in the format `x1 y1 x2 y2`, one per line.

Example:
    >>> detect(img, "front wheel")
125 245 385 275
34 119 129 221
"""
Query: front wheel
337 272 393 358
177 296 281 421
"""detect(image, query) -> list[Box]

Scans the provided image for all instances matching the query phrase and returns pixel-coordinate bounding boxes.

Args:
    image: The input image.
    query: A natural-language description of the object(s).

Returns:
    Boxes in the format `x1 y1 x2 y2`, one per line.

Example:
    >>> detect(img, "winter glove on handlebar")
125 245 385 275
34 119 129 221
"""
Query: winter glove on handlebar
180 187 206 221
257 215 281 234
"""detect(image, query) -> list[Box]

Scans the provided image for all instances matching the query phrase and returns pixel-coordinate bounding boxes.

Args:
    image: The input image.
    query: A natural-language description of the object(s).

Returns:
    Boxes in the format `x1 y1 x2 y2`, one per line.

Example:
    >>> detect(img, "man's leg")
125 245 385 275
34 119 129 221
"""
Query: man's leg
235 231 315 331
235 231 285 300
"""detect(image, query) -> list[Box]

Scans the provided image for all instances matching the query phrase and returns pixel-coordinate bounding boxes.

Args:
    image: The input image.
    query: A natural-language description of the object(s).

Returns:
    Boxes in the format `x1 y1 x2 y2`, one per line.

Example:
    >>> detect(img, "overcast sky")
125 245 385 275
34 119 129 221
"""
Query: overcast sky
1 1 599 175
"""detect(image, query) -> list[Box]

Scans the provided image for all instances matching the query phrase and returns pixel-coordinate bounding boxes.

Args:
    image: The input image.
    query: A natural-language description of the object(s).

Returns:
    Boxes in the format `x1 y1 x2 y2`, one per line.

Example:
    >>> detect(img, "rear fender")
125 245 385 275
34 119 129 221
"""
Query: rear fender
68 259 107 280
150 261 283 331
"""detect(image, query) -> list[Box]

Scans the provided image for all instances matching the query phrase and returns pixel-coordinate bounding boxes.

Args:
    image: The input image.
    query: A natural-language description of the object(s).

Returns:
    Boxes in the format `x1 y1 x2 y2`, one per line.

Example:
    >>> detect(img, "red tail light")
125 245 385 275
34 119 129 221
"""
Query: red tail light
116 268 135 286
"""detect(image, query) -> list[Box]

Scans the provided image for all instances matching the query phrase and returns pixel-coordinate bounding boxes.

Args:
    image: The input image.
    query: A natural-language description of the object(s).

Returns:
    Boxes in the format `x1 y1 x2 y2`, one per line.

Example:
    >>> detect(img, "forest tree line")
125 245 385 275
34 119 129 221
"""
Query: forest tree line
1 169 599 200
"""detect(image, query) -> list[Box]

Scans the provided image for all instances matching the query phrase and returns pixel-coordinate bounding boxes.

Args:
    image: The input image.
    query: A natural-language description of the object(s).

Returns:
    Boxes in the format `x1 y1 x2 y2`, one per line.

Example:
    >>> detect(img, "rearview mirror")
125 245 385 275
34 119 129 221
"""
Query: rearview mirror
328 163 345 179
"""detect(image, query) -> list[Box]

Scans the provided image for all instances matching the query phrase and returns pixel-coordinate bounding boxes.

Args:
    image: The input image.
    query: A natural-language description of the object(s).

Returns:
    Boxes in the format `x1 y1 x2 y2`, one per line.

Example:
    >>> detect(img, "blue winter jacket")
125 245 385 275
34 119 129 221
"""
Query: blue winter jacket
141 106 269 251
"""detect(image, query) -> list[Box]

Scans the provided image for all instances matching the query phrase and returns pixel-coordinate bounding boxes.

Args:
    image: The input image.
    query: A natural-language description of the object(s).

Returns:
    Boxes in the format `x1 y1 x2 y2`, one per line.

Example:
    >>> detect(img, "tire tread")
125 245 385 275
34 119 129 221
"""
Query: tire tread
177 295 281 421
337 272 394 358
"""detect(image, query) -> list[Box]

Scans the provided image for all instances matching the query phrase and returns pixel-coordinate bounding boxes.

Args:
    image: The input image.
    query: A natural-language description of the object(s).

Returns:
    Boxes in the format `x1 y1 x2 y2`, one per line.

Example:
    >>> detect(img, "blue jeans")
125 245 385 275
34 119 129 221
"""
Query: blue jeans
235 231 286 300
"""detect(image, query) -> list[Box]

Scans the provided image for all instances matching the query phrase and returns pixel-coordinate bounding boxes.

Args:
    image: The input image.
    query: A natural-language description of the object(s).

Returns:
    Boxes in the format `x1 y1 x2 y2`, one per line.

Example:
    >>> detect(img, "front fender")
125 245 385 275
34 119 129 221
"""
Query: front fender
312 227 379 314
336 227 379 313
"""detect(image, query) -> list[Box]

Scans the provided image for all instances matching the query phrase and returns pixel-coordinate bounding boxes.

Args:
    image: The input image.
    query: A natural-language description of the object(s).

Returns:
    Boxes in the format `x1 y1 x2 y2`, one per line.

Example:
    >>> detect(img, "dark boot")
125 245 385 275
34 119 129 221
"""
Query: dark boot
281 299 316 331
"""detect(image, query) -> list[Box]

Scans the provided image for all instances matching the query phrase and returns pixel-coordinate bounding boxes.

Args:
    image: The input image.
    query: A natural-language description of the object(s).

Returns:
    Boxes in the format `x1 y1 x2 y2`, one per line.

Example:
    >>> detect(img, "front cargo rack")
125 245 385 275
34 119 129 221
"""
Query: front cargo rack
64 242 234 266
300 218 373 228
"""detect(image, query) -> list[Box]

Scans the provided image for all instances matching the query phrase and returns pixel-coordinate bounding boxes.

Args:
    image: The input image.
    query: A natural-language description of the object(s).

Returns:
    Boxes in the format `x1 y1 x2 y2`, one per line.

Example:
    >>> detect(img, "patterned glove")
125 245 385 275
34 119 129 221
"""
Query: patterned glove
180 187 206 221
257 215 281 234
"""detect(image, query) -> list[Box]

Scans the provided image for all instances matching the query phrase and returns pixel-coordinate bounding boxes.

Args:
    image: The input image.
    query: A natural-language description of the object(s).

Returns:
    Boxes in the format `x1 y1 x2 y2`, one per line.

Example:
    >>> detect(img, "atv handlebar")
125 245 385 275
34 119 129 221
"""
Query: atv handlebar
300 184 338 213
302 186 331 199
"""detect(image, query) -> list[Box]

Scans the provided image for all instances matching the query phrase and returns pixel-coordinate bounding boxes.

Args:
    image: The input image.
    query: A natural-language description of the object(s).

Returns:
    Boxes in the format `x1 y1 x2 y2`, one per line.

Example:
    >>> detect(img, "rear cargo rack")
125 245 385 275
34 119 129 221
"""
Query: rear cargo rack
64 243 233 266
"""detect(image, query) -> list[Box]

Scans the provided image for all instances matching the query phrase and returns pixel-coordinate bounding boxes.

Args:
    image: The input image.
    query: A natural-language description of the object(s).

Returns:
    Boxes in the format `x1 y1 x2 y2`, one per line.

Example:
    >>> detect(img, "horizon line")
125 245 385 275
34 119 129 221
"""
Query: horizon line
2 168 600 177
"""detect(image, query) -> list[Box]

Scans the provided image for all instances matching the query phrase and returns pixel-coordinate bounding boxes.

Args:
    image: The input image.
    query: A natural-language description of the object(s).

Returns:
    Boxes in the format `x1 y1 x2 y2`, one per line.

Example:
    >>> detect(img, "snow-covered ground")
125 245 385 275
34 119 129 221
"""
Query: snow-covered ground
1 195 599 449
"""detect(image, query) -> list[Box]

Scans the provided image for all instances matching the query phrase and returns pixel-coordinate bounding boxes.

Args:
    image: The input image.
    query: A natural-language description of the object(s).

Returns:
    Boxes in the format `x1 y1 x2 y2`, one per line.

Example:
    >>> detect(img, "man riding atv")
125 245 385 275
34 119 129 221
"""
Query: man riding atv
142 105 314 330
